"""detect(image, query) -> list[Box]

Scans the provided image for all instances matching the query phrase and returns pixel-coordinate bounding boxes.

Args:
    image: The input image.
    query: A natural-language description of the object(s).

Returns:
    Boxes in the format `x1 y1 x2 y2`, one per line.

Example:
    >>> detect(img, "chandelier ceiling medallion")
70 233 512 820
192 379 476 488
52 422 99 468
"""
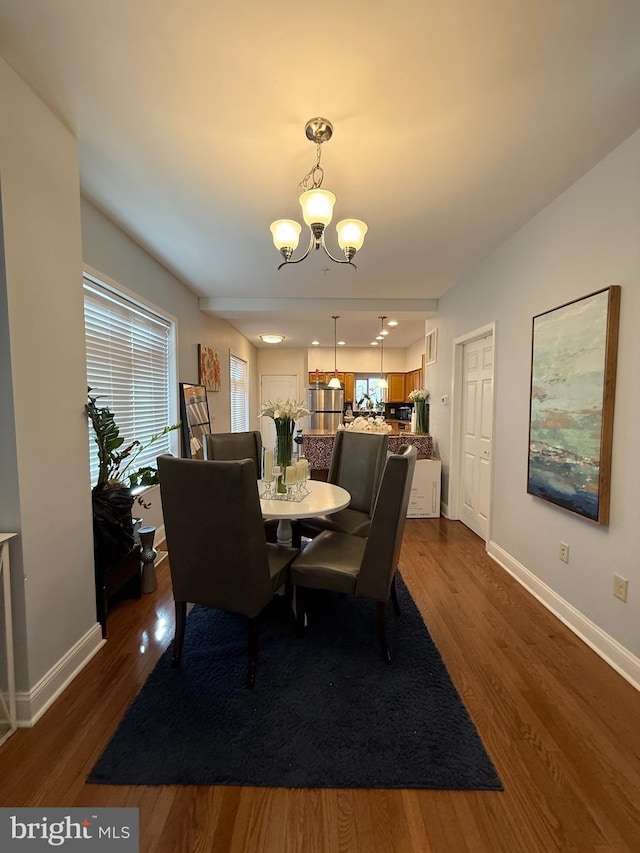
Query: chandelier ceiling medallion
270 118 368 270
327 315 342 389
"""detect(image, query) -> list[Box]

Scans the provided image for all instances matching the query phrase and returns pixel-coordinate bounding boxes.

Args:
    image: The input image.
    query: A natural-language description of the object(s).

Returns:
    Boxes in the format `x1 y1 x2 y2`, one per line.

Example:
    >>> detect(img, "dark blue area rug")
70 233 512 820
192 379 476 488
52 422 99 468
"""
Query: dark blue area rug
88 576 502 789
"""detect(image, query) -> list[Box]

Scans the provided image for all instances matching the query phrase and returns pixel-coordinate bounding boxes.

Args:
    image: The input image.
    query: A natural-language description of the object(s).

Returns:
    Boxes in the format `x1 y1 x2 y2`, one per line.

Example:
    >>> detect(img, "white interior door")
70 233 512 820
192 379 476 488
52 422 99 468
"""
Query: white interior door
260 374 299 447
460 334 493 539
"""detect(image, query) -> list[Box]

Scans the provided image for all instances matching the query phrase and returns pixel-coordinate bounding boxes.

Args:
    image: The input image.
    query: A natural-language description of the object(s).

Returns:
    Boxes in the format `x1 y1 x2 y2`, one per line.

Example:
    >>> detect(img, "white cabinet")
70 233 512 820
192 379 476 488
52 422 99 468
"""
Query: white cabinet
407 458 441 518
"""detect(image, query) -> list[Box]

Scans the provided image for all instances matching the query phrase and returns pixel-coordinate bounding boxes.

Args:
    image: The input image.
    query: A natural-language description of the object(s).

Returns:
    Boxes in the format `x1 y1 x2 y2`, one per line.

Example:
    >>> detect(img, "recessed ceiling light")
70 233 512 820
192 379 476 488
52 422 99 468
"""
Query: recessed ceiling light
376 335 384 340
260 334 285 344
311 340 320 346
370 341 379 346
337 340 346 346
387 320 398 327
380 329 389 335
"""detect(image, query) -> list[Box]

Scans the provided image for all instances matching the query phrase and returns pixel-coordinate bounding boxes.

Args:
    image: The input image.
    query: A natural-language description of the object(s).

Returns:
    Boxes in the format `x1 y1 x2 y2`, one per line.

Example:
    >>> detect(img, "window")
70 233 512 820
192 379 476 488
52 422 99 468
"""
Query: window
230 352 248 432
355 376 386 407
84 274 176 486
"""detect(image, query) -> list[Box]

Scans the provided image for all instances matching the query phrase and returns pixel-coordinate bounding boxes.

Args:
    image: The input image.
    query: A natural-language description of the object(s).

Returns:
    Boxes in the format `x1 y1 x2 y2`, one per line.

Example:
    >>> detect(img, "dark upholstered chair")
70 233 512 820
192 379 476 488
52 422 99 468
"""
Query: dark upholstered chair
297 430 389 540
203 430 263 468
291 444 416 662
203 430 278 543
157 455 298 688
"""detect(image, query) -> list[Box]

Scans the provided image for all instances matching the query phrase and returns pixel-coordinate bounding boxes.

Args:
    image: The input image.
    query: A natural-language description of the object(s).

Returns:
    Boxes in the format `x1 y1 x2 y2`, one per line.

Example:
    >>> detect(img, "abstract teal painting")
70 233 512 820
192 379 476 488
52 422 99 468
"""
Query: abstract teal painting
527 286 620 524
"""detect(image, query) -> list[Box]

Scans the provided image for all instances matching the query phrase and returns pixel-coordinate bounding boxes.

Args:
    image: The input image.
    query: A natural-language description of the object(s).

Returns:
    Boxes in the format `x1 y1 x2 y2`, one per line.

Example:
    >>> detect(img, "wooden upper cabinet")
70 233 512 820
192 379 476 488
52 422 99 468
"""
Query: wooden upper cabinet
405 368 425 400
308 371 353 401
343 373 355 402
308 371 329 386
387 373 405 402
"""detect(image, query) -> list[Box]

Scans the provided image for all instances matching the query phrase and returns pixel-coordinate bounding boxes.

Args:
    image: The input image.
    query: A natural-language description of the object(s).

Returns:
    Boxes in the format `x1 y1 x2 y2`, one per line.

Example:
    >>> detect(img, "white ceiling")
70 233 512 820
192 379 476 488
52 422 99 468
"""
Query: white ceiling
1 1 639 348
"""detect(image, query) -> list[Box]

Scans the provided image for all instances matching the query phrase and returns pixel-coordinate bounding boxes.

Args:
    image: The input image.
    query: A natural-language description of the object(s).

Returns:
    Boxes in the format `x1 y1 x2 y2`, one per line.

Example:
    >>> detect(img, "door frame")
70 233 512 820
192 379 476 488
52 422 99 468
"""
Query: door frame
448 321 496 542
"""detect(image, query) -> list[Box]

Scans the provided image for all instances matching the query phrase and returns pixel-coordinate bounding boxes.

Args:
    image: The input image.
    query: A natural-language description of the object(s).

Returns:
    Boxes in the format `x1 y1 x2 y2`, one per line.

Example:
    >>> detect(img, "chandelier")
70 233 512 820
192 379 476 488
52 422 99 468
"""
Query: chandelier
270 118 368 270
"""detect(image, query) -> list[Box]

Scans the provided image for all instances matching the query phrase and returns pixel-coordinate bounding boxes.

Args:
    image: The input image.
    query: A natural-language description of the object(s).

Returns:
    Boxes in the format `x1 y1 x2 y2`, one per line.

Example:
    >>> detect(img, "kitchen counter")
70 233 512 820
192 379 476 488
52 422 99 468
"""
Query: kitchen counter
302 431 434 470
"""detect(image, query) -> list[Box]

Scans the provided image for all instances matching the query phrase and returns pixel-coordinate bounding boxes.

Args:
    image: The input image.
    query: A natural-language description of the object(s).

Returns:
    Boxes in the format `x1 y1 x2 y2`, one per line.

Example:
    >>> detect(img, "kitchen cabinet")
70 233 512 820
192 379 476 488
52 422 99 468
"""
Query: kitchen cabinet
387 373 405 402
308 371 354 401
405 368 423 400
309 371 329 386
343 372 355 402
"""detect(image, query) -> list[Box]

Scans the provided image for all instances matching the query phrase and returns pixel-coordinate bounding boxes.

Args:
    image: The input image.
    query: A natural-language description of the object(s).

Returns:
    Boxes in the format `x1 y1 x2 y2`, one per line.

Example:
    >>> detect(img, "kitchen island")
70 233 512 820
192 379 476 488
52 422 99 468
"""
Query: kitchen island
302 429 434 472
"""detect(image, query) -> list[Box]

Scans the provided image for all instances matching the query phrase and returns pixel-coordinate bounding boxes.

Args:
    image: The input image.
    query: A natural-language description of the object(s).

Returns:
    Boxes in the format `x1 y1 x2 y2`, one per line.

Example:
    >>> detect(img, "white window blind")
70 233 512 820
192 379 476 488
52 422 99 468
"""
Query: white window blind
84 277 174 486
230 353 248 432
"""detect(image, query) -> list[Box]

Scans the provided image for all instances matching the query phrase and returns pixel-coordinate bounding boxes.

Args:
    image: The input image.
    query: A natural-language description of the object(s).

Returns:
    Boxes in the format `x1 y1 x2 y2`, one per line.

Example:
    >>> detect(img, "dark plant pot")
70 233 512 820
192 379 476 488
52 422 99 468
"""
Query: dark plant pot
92 485 135 573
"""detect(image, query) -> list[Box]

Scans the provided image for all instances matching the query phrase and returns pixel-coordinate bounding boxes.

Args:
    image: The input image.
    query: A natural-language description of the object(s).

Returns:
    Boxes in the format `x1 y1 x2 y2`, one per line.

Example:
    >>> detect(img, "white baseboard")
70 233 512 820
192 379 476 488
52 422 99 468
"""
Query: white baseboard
16 623 105 727
488 540 640 692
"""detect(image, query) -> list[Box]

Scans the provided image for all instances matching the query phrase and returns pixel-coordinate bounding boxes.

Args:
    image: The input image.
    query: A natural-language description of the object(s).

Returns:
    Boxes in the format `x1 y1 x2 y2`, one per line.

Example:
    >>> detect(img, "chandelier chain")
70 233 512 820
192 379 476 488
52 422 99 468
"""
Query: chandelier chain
298 142 325 192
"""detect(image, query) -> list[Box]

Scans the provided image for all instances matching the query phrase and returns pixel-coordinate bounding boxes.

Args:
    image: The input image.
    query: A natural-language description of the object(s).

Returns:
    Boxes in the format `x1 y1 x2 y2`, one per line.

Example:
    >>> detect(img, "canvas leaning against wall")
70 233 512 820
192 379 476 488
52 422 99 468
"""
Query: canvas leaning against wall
527 285 620 525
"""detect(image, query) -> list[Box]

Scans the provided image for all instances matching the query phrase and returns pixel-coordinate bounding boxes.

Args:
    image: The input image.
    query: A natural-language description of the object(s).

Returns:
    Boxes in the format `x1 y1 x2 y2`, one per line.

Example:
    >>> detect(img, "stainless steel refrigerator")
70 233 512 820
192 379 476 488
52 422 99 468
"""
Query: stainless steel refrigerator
308 387 344 431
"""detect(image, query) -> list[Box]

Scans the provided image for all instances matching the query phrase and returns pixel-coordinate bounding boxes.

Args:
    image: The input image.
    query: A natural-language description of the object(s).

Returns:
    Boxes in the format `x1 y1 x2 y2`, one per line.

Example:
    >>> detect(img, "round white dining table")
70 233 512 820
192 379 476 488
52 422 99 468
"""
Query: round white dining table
260 480 351 546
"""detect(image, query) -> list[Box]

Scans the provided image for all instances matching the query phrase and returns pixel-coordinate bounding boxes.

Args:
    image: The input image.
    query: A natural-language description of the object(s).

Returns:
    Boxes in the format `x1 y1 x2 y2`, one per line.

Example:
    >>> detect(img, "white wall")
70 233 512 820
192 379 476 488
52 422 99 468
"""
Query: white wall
0 57 98 701
405 337 426 372
307 347 407 374
81 201 258 434
429 129 640 662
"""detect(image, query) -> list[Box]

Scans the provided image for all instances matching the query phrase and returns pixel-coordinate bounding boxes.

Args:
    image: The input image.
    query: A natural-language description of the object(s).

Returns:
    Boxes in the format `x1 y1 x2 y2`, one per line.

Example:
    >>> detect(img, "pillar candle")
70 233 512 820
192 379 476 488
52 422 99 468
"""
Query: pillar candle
262 448 274 480
296 458 308 482
285 465 296 485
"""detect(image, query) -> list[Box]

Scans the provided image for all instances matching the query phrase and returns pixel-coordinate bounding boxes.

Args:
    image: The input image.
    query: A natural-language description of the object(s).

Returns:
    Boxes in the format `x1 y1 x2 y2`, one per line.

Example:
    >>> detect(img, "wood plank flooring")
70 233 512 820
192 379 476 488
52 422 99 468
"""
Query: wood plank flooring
1 519 639 852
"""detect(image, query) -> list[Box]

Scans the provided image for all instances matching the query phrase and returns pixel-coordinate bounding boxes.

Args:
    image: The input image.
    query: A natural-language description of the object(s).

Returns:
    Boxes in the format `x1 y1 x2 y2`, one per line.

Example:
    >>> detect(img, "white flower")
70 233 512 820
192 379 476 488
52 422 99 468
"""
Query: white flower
259 398 310 421
408 389 430 401
345 415 392 433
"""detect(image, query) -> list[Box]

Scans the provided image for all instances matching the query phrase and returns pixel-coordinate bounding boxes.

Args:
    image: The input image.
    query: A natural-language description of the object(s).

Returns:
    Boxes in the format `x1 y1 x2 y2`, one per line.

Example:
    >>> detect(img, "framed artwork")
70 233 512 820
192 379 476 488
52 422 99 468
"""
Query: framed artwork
527 285 620 525
198 344 221 391
425 329 437 365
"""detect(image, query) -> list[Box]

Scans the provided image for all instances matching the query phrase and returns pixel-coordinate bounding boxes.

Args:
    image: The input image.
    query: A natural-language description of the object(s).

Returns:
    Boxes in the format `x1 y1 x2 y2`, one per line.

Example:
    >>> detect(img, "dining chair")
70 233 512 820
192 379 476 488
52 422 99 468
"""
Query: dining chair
297 429 389 541
157 454 298 688
290 444 416 662
203 430 278 542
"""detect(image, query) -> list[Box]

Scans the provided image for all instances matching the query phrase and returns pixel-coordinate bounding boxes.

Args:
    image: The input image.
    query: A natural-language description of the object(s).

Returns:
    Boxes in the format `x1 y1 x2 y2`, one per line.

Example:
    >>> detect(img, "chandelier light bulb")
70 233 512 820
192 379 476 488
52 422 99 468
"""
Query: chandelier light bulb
270 220 301 252
336 219 368 252
300 189 336 228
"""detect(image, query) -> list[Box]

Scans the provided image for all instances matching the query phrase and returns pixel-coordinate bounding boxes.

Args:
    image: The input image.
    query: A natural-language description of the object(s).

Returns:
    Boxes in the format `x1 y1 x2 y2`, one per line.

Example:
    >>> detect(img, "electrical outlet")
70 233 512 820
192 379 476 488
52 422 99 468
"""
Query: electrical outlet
559 542 569 563
613 575 628 603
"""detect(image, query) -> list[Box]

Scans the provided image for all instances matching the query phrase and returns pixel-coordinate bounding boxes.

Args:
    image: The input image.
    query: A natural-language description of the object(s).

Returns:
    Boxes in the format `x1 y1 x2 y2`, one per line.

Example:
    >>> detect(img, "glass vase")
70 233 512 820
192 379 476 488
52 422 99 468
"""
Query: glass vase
274 417 295 493
414 400 429 435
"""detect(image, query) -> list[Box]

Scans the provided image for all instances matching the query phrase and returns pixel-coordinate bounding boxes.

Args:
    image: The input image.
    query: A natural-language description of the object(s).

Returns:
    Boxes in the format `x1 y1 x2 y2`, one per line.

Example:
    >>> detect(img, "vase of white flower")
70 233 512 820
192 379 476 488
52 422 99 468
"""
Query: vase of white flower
408 389 430 434
260 398 310 493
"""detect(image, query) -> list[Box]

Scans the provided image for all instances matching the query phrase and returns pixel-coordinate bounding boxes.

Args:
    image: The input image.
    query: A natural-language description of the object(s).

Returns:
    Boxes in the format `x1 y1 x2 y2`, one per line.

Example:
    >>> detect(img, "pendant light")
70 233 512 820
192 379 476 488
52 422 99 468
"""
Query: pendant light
327 315 342 389
377 316 388 390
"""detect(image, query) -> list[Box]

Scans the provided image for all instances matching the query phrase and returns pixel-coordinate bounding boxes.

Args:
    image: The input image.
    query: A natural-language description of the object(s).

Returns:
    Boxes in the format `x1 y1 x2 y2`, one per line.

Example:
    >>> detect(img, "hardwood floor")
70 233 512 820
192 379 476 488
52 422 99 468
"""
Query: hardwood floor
1 519 639 852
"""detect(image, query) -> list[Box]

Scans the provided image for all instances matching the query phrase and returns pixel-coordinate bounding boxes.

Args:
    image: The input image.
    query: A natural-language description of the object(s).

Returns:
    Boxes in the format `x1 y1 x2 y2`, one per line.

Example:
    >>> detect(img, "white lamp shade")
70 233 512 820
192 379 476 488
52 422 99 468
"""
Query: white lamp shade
336 219 368 251
327 375 342 389
377 377 388 389
270 219 301 251
299 189 336 227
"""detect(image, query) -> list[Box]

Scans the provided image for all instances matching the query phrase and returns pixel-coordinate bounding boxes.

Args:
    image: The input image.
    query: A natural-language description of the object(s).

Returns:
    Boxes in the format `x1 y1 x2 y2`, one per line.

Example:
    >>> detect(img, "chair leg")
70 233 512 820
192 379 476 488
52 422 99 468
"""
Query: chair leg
390 574 401 616
246 617 259 689
377 601 392 664
295 586 306 637
171 601 187 666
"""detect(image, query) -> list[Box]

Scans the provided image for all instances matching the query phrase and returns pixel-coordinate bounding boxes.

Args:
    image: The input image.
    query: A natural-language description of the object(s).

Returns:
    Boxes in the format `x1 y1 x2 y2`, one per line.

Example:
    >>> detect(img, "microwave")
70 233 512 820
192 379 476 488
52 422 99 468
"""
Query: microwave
398 406 412 421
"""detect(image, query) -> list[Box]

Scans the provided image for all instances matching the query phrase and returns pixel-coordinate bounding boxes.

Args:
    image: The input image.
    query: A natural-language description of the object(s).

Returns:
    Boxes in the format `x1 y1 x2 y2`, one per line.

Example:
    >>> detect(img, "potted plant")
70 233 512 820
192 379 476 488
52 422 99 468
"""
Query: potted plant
86 387 180 573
